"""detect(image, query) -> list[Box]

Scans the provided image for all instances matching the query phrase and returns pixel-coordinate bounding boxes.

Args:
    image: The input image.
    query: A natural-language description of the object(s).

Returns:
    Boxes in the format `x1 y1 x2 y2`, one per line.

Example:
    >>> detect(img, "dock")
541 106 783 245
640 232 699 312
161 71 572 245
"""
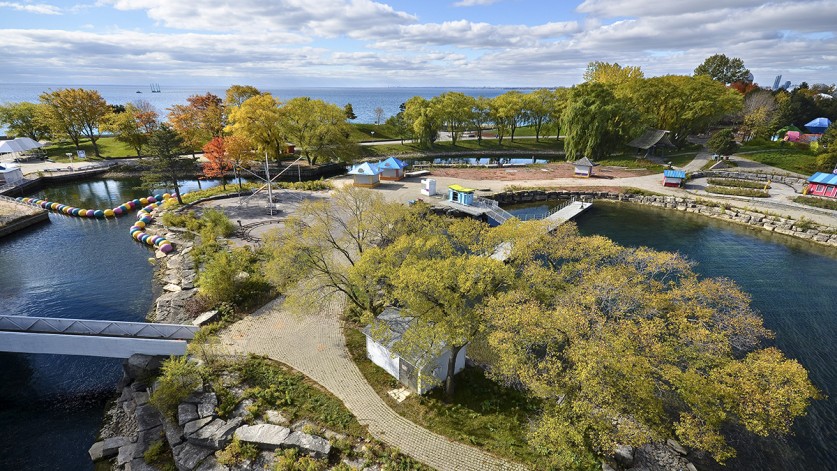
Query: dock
0 195 48 238
544 200 592 231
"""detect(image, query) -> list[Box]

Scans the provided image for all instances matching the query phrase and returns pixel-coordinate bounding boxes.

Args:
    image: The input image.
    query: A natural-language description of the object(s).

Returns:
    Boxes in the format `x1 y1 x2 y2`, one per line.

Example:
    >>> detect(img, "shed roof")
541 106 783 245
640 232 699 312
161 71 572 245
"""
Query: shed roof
663 169 686 179
378 156 407 170
362 307 413 345
628 129 675 149
347 162 381 176
808 172 837 185
573 157 594 167
449 184 475 193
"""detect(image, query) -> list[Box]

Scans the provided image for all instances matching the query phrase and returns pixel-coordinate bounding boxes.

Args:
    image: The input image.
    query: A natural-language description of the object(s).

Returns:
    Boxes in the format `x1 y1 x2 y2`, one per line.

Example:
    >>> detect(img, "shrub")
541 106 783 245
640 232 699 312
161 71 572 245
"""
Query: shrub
143 438 176 471
149 356 203 419
216 437 259 466
794 196 837 211
707 178 770 189
273 448 328 471
705 186 769 197
197 246 271 308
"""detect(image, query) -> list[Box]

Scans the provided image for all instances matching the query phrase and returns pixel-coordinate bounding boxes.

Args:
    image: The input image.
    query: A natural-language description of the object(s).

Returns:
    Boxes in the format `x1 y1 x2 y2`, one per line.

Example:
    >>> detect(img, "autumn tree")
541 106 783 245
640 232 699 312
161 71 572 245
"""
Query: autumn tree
561 82 642 159
584 61 644 99
168 93 224 154
101 102 159 157
144 124 194 204
694 54 750 85
431 92 475 145
40 88 110 157
226 93 286 161
485 222 819 468
201 135 254 190
280 97 358 165
0 102 51 140
224 85 261 109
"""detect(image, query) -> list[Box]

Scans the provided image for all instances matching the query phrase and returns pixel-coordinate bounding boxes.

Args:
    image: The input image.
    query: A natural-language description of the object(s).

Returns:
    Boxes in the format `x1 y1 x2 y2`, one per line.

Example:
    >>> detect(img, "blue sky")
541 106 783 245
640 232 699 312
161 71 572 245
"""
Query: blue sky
1 0 836 87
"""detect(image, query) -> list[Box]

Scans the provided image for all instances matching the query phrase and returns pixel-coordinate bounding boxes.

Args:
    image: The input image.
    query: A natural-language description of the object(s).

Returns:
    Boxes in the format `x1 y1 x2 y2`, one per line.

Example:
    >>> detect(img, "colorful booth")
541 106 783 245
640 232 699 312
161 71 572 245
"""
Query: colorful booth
378 157 408 181
662 169 686 188
347 162 381 188
805 172 837 198
448 184 475 205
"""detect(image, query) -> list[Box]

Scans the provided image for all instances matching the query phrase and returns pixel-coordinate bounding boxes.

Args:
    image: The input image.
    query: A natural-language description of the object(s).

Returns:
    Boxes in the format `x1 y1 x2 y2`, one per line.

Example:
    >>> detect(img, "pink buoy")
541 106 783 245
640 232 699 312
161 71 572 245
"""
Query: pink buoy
160 243 173 253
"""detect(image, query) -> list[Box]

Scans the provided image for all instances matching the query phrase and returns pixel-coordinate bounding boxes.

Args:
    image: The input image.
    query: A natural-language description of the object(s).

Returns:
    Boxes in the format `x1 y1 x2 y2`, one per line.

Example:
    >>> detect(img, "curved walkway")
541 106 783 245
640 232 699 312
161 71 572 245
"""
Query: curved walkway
220 295 526 471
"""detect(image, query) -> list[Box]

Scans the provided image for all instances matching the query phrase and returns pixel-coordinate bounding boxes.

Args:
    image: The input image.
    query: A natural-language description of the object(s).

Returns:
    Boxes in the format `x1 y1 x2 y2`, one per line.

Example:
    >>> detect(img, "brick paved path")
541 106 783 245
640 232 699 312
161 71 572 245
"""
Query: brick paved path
221 296 527 471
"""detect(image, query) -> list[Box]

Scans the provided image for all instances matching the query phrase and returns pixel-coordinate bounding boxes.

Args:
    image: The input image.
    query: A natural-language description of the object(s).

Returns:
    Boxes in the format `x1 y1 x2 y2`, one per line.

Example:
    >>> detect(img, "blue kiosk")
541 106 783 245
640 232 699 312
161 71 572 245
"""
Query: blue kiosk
448 184 476 205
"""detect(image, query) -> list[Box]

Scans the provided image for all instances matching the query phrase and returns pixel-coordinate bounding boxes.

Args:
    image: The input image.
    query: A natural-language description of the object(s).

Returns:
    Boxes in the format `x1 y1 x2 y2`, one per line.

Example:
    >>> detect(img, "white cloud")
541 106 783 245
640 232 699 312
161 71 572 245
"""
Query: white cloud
453 0 501 7
0 1 61 14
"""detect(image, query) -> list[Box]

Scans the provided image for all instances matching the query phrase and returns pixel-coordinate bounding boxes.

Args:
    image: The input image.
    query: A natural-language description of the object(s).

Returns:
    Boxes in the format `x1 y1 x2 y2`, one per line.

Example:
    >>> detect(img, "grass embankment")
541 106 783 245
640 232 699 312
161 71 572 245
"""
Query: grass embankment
359 138 564 158
344 326 541 467
736 143 818 175
177 180 333 204
707 178 771 190
705 186 770 198
794 196 837 211
44 137 136 161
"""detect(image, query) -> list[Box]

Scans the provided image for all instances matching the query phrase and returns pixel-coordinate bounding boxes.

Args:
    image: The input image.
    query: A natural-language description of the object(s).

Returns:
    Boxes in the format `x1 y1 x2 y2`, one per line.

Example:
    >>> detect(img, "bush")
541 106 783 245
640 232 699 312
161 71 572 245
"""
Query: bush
149 356 203 419
197 246 271 308
705 186 769 197
216 437 259 466
161 210 201 231
273 448 328 471
707 178 770 189
143 439 176 471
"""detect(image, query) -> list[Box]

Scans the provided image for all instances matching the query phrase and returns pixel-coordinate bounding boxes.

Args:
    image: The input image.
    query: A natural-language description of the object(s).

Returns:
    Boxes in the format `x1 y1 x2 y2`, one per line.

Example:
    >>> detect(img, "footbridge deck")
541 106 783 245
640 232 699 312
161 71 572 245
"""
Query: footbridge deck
0 315 198 358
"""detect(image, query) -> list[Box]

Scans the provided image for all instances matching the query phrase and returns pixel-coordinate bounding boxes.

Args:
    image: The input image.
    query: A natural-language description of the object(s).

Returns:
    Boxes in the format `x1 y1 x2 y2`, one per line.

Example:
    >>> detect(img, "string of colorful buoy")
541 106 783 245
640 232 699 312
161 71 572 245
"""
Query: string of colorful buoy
17 193 176 254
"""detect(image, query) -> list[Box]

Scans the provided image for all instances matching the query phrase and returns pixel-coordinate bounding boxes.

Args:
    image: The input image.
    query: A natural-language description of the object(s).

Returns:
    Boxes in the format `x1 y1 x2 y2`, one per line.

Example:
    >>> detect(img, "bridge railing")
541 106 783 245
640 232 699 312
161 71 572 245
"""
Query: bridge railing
0 315 198 340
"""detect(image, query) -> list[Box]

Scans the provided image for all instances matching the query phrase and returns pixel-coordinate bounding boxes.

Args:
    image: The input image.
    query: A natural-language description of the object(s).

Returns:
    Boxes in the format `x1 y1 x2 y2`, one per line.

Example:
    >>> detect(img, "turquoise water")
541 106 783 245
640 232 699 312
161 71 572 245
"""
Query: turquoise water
0 178 222 470
507 201 837 470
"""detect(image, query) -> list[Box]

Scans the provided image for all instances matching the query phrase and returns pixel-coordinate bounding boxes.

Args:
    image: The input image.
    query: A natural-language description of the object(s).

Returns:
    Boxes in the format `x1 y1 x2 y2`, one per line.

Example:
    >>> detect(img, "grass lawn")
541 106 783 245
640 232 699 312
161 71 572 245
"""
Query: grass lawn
597 151 697 173
344 326 542 467
44 137 136 161
736 145 818 175
350 123 401 141
359 138 563 158
794 196 837 211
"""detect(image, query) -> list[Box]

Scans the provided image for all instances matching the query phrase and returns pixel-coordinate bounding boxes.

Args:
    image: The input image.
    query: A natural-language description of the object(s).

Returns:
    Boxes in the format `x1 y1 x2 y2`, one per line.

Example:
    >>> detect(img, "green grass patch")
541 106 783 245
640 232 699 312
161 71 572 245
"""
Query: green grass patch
794 196 837 211
705 186 770 197
596 152 697 173
736 147 818 175
707 178 771 189
344 327 540 467
359 138 563 158
44 137 136 161
350 123 400 141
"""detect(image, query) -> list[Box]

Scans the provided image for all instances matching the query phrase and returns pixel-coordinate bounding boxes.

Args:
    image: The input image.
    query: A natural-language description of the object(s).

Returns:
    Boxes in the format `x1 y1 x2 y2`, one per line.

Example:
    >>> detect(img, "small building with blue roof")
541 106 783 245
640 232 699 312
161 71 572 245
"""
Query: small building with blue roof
347 162 381 188
662 169 686 188
378 156 408 181
806 172 837 198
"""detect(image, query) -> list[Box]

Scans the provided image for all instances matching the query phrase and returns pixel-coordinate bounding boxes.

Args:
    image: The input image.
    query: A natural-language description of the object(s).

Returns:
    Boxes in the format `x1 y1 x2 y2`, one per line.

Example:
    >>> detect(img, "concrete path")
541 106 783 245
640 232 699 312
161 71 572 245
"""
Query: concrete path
220 296 526 471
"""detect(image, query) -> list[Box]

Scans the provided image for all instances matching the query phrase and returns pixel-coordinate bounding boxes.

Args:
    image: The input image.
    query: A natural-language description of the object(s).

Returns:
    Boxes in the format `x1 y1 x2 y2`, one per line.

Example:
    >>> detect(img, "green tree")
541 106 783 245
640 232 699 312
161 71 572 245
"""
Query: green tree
343 103 357 120
706 128 738 156
485 222 819 467
0 102 51 140
431 92 475 145
470 96 492 144
490 91 526 143
40 88 111 157
694 54 750 85
144 124 194 204
226 93 286 161
523 89 560 141
385 112 411 144
561 82 642 159
584 61 644 99
101 102 159 157
198 246 268 307
224 84 261 109
280 97 358 165
402 96 439 147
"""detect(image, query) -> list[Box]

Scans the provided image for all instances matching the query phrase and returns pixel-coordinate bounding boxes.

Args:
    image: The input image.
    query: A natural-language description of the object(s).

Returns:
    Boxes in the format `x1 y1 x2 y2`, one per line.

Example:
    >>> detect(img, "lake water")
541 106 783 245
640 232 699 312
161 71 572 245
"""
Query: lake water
0 178 223 470
508 201 837 470
0 84 531 132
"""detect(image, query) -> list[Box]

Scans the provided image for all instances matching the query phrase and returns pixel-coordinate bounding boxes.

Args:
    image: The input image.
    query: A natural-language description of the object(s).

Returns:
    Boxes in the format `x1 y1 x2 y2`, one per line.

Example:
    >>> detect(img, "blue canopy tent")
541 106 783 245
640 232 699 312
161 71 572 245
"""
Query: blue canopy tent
805 117 832 134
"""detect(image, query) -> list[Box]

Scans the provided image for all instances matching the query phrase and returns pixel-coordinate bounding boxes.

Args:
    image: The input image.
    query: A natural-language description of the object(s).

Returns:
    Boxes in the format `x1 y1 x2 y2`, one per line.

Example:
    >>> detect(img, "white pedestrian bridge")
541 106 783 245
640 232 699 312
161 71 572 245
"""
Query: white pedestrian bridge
0 315 198 358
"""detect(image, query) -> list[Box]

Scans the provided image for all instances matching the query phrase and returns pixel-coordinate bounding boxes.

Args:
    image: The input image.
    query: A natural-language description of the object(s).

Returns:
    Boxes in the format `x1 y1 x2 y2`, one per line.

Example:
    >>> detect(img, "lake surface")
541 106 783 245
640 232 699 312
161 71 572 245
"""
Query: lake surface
0 177 221 470
508 201 837 470
0 84 532 130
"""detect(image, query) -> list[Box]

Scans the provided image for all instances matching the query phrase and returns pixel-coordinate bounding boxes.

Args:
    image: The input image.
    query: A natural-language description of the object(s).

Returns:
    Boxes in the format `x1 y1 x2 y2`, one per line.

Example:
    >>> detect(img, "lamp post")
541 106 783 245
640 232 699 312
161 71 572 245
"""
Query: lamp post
66 153 73 171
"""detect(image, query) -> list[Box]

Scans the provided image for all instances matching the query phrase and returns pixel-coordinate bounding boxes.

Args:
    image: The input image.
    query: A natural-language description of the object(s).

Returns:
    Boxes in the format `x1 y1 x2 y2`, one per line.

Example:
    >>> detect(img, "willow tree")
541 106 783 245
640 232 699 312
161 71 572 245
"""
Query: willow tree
485 221 819 469
561 82 642 159
40 88 110 157
402 96 439 147
279 97 358 165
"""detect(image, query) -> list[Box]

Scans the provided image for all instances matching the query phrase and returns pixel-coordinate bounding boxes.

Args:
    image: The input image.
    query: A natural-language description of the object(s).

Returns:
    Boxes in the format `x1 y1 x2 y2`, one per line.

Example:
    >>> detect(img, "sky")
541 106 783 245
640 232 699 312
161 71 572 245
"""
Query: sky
1 0 836 88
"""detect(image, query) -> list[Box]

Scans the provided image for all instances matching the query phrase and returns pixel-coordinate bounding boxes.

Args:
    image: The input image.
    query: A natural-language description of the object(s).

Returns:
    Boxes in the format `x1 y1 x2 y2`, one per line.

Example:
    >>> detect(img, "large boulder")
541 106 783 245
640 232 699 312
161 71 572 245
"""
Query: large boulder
178 403 199 426
192 310 220 327
666 439 688 456
135 404 163 432
283 431 331 459
88 436 127 461
172 441 214 471
614 444 635 467
234 424 291 450
197 393 217 418
187 417 243 449
123 354 164 380
183 416 214 436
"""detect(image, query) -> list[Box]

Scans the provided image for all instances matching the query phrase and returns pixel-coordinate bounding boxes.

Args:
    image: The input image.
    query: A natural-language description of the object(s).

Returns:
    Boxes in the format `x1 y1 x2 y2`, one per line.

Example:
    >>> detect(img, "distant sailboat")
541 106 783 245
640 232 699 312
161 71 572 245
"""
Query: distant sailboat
150 83 161 93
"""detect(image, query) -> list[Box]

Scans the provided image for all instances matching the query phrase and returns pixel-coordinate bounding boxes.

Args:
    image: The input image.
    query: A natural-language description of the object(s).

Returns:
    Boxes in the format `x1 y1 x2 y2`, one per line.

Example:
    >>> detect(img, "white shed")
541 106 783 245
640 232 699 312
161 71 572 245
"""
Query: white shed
0 164 25 185
363 307 466 394
573 157 594 178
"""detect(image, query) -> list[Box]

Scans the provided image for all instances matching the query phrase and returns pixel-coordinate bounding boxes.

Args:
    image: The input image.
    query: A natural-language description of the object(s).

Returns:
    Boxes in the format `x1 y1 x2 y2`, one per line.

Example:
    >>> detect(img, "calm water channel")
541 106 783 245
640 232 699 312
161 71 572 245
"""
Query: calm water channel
0 178 222 470
509 201 837 470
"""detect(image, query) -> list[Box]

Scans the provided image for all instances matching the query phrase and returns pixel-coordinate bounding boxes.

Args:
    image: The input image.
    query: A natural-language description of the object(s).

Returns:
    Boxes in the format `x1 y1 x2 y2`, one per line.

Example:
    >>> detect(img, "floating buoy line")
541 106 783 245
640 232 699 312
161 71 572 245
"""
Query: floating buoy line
17 193 176 254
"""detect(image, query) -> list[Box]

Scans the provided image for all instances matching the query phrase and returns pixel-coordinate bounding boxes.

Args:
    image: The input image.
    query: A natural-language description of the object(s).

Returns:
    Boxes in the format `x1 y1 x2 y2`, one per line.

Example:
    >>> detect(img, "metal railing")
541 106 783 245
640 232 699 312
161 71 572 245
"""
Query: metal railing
0 315 198 340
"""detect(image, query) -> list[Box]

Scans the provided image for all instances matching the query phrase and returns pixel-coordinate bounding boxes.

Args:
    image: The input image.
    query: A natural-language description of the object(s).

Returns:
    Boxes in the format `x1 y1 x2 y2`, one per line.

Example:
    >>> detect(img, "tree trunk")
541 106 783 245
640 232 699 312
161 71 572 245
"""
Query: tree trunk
174 185 183 205
90 136 101 158
444 344 463 399
236 170 243 192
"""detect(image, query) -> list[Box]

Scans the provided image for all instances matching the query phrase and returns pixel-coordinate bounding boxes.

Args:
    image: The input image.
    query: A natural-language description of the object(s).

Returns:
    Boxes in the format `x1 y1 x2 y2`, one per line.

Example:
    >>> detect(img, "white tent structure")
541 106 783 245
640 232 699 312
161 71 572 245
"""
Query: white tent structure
0 138 43 158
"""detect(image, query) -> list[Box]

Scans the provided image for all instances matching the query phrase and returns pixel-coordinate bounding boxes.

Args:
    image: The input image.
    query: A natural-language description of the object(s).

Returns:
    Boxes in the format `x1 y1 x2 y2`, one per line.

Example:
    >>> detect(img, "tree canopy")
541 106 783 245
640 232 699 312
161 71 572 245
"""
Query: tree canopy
0 102 51 140
694 54 751 85
280 97 358 165
144 124 194 204
40 88 110 156
168 93 224 154
101 101 159 157
561 82 642 159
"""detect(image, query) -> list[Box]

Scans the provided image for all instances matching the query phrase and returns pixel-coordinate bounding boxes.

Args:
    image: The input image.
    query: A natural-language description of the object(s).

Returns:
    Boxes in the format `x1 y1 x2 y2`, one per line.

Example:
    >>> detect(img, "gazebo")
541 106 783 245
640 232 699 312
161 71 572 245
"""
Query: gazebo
378 157 408 181
573 157 594 178
805 118 832 134
627 129 676 157
347 162 381 188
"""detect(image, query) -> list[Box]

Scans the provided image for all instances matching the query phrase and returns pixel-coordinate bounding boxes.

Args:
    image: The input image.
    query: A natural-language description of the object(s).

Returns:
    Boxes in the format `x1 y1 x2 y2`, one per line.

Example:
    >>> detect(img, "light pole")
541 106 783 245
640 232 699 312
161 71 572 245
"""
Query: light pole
66 153 73 171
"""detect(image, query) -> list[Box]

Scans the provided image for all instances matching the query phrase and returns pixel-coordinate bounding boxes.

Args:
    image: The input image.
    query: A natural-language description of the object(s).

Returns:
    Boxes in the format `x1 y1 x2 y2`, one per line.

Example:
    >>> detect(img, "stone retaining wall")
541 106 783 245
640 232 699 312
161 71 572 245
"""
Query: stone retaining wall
488 190 837 247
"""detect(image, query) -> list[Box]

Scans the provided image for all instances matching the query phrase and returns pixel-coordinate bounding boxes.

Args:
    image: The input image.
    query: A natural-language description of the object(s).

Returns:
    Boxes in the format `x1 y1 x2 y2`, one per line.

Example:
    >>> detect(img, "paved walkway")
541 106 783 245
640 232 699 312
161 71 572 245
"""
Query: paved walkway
220 296 526 471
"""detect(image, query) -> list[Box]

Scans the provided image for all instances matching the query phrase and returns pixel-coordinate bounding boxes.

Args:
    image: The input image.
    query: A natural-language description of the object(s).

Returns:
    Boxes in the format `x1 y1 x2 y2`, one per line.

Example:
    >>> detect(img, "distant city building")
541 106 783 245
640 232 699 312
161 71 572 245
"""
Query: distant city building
773 75 782 91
